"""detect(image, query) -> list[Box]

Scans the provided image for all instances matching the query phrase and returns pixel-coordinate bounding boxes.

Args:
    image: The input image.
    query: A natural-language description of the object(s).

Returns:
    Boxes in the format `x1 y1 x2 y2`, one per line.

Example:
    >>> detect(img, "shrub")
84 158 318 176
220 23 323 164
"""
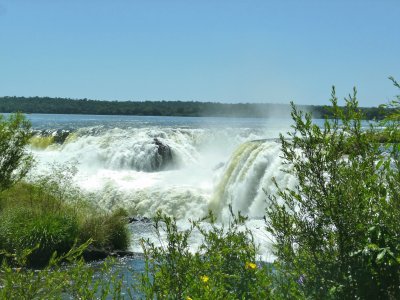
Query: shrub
137 210 272 299
0 241 125 299
266 87 400 298
78 208 130 251
0 207 79 267
0 113 33 191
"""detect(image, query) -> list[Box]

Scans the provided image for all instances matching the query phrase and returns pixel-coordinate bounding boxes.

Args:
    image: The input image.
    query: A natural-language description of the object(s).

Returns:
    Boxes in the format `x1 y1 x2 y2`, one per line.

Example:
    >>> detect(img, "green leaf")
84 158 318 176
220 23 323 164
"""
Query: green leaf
376 249 387 262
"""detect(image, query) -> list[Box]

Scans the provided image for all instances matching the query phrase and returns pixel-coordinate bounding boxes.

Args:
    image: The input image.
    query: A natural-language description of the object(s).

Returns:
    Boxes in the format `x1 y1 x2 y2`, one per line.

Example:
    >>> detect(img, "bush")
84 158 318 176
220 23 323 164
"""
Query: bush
0 207 79 267
78 208 130 251
0 241 125 299
0 113 33 191
266 87 400 298
137 209 271 299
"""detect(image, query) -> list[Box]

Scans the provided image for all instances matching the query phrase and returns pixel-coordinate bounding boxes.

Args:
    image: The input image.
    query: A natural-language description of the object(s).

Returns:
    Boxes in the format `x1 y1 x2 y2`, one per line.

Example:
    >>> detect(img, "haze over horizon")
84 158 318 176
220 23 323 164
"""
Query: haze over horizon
0 0 399 106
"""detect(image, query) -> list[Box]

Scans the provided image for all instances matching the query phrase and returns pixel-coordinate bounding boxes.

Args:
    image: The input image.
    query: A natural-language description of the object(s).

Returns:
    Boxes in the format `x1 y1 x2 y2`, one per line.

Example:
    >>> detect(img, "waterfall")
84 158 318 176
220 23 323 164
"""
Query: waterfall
209 140 295 221
30 125 295 223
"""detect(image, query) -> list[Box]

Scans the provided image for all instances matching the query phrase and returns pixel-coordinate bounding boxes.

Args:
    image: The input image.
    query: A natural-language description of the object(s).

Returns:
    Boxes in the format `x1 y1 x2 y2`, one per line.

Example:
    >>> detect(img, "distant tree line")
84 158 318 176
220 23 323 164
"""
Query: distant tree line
0 96 387 119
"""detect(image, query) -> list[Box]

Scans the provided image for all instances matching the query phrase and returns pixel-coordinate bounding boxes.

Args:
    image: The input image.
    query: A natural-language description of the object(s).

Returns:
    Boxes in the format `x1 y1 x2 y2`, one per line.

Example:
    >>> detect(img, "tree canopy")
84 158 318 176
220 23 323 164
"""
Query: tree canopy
0 96 386 119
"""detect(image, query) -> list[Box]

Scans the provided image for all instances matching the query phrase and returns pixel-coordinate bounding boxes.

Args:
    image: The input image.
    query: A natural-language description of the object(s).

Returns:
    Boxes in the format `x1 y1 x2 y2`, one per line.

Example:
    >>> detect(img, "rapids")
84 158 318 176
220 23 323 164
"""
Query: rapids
26 114 299 260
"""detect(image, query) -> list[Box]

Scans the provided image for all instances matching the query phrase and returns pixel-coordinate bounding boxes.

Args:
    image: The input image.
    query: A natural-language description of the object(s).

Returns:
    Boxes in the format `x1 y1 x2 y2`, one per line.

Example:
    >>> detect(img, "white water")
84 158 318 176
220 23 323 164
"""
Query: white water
29 115 298 260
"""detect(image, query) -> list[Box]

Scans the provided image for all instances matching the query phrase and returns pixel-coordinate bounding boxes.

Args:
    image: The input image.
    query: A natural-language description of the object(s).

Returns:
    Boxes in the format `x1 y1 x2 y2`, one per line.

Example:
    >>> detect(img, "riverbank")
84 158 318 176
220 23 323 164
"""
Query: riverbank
0 180 130 268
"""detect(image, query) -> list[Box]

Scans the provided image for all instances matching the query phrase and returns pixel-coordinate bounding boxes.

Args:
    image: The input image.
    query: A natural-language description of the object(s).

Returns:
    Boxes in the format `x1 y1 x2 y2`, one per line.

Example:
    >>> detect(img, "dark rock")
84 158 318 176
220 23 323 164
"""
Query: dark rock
112 250 135 257
127 216 152 224
52 129 70 144
83 246 109 261
141 217 151 223
83 246 135 261
127 138 175 172
128 217 139 223
32 129 71 144
153 138 174 170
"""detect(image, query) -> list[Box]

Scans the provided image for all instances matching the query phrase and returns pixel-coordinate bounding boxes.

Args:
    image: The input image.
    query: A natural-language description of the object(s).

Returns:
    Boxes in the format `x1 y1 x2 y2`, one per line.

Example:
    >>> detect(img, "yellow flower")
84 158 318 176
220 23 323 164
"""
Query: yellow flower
186 297 193 300
200 275 209 283
245 262 257 270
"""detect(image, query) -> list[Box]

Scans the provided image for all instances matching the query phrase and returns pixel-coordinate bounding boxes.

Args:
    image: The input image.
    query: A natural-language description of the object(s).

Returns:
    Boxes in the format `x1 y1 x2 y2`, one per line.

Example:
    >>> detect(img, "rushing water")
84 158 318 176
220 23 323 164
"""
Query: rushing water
24 113 312 260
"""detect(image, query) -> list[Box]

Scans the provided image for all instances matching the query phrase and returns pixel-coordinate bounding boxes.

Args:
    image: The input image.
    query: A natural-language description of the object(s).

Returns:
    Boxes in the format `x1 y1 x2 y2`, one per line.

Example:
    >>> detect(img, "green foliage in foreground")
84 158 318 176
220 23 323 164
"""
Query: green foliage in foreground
0 211 274 299
137 210 272 299
0 241 125 300
266 86 400 299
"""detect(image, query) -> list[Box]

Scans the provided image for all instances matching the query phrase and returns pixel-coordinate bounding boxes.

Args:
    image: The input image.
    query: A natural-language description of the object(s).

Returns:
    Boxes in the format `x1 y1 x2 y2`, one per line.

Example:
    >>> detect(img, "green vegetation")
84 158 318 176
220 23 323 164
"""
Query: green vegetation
0 204 78 267
0 180 131 267
0 95 387 119
0 113 33 191
137 210 271 299
266 85 400 298
0 241 125 299
79 207 130 251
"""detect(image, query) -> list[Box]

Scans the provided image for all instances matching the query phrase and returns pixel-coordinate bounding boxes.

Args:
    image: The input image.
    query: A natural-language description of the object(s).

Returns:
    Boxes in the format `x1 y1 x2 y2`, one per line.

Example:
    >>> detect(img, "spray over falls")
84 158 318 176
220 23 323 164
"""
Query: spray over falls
30 125 294 224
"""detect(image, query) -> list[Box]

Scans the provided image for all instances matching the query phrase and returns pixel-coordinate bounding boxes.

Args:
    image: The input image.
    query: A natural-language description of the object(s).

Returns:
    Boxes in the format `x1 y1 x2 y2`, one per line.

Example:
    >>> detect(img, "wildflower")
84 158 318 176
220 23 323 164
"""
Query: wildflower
297 274 305 285
186 297 193 300
200 275 209 283
245 262 257 270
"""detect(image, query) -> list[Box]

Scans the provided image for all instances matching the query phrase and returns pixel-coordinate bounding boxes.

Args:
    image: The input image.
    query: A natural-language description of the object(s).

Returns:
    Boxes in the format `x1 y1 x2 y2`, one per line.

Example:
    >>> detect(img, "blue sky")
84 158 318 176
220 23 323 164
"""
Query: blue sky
0 0 399 106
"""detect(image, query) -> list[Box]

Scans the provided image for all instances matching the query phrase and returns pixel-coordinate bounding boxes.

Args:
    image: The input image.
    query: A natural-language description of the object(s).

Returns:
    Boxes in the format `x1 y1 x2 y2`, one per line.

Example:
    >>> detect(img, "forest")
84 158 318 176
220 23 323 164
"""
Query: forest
0 96 387 119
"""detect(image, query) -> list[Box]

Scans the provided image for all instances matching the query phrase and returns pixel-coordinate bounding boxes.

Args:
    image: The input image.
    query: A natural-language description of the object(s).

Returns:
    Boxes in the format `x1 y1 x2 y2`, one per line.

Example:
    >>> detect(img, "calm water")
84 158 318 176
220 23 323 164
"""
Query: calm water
22 113 293 130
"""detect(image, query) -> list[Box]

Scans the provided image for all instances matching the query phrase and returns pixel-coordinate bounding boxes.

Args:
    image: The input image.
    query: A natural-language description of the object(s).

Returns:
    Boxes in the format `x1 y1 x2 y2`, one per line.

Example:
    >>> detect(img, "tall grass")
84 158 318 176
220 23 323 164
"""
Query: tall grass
0 207 78 267
78 207 130 251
